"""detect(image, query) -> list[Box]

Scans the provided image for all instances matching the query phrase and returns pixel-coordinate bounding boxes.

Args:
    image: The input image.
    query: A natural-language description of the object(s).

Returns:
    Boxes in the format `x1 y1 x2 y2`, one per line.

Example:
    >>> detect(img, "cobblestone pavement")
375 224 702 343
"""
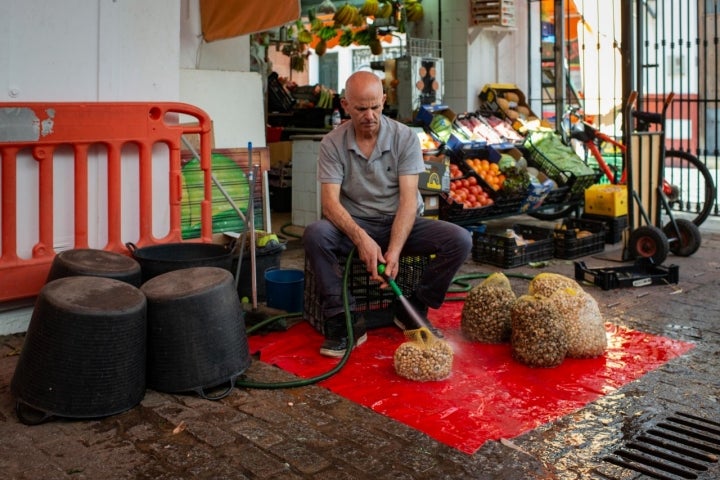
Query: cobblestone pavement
1 218 719 479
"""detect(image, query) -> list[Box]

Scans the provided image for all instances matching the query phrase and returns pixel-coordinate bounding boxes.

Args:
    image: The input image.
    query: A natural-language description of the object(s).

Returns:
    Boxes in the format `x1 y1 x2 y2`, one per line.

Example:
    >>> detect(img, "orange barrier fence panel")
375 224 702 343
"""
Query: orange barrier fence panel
0 102 214 302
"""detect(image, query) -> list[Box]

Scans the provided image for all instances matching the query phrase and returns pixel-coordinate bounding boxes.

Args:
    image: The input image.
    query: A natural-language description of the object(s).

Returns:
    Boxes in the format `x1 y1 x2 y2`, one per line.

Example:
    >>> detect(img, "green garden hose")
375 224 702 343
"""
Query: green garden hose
235 253 538 389
279 222 303 239
235 252 358 389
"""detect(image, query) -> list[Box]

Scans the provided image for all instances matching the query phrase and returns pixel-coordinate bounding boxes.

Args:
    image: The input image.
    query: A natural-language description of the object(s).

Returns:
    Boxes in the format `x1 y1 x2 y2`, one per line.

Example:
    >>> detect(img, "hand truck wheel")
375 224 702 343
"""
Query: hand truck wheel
627 225 669 264
662 218 702 257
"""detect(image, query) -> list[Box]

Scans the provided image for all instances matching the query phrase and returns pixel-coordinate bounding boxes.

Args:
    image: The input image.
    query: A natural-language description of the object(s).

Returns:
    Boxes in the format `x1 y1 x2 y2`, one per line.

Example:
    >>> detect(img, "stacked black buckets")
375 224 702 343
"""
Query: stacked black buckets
10 243 251 425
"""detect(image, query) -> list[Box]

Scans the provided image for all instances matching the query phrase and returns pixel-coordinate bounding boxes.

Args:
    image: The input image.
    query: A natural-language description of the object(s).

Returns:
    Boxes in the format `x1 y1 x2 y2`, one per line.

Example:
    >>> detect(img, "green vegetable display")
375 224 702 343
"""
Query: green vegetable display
430 114 454 142
498 153 530 196
524 131 595 184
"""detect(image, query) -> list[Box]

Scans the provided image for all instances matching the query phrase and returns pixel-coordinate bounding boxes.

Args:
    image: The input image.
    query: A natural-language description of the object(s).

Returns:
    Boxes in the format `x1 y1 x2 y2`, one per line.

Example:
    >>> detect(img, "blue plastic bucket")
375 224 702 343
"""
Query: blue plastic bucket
264 268 304 313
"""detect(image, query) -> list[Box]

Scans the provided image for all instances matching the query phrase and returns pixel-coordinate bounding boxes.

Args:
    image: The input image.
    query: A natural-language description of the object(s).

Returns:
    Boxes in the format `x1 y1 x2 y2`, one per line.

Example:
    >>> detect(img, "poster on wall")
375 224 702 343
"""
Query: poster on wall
414 58 442 106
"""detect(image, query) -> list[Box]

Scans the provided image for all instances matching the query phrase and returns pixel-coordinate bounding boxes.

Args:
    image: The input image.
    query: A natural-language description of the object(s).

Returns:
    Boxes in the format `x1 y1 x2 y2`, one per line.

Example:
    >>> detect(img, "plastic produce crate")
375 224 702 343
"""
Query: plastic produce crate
472 224 555 268
553 218 606 259
304 255 429 334
439 192 497 225
523 132 599 200
575 261 679 290
581 213 628 244
449 146 531 215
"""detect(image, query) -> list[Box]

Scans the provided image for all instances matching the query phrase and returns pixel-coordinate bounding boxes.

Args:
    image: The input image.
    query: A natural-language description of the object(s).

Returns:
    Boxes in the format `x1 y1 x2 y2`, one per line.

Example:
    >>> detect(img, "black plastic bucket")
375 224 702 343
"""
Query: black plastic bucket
141 267 250 399
46 248 142 286
11 276 147 424
126 241 234 283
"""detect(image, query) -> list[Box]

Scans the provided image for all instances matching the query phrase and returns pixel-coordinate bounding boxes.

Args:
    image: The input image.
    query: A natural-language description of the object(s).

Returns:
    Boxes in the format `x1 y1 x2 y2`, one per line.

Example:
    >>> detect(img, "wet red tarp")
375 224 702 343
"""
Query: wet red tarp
247 298 695 454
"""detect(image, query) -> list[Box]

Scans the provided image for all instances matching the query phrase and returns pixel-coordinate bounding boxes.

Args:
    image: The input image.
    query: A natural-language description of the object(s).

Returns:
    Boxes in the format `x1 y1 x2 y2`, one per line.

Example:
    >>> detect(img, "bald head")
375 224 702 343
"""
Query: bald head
344 71 384 103
341 71 386 139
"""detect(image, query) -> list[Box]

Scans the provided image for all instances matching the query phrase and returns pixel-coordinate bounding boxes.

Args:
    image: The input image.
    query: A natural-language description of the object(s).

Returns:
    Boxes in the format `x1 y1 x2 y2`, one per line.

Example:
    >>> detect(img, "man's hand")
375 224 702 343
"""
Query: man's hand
355 233 387 286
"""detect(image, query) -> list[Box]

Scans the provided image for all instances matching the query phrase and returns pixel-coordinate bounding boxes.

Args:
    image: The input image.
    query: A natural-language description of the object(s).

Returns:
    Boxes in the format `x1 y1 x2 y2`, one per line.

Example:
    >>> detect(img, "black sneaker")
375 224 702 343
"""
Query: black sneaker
319 312 368 358
393 296 444 339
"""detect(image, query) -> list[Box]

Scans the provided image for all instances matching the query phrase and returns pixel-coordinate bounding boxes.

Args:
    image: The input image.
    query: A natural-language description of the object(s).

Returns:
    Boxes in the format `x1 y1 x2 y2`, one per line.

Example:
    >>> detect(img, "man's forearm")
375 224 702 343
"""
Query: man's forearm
322 201 368 246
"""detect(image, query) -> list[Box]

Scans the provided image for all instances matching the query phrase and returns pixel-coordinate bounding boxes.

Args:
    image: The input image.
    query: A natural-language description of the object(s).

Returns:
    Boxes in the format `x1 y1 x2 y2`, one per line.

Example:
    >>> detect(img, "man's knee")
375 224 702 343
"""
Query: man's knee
303 220 329 244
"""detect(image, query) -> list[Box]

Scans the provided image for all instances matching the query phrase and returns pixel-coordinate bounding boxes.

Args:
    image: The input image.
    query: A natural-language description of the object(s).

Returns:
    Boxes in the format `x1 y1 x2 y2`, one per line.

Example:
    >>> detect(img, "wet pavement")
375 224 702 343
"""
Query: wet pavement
1 215 719 479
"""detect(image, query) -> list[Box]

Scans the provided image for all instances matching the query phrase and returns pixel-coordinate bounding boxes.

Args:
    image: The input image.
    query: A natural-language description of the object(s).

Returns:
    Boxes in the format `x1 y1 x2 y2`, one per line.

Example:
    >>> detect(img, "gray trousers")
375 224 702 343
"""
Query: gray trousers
302 215 472 319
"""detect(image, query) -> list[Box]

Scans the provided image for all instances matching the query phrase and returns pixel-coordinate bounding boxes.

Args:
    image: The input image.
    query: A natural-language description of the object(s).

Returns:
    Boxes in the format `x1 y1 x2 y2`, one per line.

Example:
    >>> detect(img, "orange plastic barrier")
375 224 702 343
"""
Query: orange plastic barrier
0 102 214 302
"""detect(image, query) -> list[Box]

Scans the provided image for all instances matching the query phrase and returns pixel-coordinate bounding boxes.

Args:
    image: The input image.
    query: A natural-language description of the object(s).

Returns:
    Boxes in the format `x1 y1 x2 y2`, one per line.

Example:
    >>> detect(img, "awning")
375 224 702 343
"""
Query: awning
200 0 301 42
541 0 586 40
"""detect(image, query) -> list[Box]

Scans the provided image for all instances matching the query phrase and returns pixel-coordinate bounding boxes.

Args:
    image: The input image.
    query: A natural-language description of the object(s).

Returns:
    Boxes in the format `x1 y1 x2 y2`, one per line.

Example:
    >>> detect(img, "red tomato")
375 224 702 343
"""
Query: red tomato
467 176 478 186
461 179 469 188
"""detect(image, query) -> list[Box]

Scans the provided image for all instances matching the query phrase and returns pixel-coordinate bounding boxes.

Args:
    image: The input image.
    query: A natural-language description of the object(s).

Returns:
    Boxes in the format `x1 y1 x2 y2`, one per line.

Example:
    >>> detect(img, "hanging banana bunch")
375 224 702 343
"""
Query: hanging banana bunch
359 0 379 17
297 26 313 45
375 1 393 19
333 3 360 27
352 28 374 47
314 25 338 56
369 37 383 55
405 0 424 23
338 28 355 47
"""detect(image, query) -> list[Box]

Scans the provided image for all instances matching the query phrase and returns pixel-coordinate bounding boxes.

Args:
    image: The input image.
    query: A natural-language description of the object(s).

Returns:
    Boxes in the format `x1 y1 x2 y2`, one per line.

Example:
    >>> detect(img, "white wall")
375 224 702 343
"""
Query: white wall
179 0 251 72
179 69 266 149
0 0 183 333
1 0 179 102
1 0 182 259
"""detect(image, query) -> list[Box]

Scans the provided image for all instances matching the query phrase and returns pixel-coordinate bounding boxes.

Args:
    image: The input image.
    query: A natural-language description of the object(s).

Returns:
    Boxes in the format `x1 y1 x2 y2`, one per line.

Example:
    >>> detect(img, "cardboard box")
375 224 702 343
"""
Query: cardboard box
269 141 292 168
520 178 554 213
419 155 450 193
422 193 440 216
584 184 628 217
478 84 550 132
487 145 523 164
416 105 457 143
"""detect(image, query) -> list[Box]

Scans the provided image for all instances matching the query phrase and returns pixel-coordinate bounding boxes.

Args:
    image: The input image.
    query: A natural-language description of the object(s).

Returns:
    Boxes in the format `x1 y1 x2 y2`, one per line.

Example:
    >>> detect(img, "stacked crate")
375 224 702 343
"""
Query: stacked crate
470 0 516 27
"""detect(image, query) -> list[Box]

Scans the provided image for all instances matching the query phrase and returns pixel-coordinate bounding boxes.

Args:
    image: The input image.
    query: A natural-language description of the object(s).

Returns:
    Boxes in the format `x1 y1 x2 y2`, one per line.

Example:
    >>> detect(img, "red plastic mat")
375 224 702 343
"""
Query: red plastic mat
247 299 694 454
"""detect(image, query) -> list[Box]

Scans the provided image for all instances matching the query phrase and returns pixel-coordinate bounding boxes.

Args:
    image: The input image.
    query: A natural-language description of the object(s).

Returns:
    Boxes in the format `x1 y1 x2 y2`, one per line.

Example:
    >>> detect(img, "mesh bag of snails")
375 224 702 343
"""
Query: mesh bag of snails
528 273 607 359
394 327 454 382
461 272 516 343
510 294 569 368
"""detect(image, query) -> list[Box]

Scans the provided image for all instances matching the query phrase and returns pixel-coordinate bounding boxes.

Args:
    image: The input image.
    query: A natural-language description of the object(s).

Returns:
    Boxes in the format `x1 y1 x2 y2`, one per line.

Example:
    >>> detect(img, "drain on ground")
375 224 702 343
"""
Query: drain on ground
599 411 719 480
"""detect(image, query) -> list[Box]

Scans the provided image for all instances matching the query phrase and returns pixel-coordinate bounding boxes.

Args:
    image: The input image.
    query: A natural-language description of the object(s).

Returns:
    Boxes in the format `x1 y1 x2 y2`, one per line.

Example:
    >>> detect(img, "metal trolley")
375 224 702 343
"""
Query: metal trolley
624 92 703 265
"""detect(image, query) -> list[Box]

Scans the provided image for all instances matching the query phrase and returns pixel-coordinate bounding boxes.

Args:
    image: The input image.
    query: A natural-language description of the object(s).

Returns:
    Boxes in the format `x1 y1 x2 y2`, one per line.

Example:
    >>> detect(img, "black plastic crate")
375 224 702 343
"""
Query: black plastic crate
449 145 536 216
553 218 606 259
539 185 571 205
523 132 599 200
493 190 529 215
448 147 503 197
439 192 498 226
267 72 296 113
575 260 679 290
581 213 628 244
304 255 429 334
472 224 555 268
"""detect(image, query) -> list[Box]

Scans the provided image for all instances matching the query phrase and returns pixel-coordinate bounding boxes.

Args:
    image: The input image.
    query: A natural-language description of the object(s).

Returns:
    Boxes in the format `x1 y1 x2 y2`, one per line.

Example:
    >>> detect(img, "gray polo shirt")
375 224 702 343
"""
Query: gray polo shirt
317 115 425 218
